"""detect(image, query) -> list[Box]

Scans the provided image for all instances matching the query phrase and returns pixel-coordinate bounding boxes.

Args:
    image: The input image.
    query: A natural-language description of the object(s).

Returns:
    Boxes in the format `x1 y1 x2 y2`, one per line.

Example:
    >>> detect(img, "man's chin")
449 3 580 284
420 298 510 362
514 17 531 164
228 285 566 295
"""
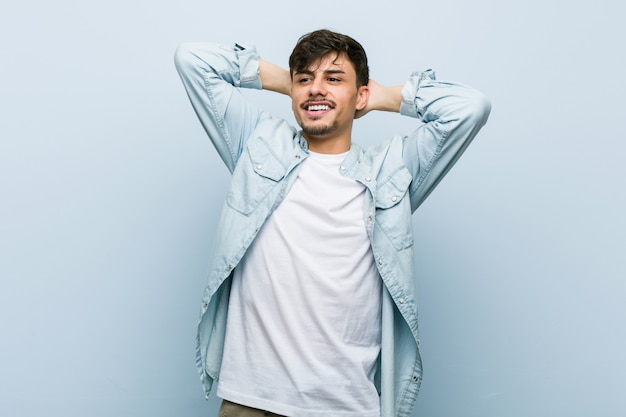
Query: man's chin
300 122 337 138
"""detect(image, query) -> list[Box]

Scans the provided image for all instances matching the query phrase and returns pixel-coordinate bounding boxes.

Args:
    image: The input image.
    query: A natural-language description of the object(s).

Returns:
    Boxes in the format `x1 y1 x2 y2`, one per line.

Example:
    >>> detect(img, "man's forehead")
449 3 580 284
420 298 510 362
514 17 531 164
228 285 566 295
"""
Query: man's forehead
298 52 352 74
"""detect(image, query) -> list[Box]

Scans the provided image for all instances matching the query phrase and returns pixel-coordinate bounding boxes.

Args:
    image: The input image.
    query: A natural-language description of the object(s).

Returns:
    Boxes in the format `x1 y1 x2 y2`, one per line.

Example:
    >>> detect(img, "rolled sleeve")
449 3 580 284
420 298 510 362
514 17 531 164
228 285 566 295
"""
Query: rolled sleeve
232 43 262 89
399 69 437 119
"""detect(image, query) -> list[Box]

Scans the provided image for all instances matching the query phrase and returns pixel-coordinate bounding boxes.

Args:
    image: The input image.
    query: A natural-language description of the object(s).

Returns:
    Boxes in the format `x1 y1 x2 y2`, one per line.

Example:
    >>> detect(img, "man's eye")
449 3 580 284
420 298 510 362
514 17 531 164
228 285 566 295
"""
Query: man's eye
328 77 340 82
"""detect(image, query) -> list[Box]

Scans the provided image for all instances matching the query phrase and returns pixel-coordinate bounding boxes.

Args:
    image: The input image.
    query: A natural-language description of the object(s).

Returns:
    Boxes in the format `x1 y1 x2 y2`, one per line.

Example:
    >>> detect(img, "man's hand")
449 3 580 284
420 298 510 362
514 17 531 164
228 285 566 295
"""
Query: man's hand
355 80 402 119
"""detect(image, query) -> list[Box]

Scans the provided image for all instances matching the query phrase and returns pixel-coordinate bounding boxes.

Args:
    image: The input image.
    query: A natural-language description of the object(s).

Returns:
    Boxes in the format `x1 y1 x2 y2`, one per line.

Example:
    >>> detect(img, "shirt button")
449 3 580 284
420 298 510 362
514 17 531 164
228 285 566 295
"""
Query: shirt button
412 375 420 383
391 196 397 202
295 155 301 159
227 264 233 270
256 164 263 170
365 176 371 182
340 166 346 171
399 298 405 304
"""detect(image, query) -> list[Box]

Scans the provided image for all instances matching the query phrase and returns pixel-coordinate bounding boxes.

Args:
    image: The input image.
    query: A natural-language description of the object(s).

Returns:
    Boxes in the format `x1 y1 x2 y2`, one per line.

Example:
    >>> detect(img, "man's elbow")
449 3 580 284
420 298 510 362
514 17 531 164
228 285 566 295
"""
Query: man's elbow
469 90 492 128
173 43 194 73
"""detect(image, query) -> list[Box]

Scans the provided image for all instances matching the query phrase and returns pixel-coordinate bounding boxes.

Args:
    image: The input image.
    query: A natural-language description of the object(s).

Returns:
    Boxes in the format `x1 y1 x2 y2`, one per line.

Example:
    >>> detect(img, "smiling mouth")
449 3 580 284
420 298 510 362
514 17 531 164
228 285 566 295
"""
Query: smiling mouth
307 104 331 111
302 99 335 112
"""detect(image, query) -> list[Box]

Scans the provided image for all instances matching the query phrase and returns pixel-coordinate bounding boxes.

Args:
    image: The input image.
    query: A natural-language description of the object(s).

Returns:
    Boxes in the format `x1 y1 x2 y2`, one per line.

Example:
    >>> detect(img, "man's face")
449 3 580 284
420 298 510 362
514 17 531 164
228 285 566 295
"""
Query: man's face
291 52 368 152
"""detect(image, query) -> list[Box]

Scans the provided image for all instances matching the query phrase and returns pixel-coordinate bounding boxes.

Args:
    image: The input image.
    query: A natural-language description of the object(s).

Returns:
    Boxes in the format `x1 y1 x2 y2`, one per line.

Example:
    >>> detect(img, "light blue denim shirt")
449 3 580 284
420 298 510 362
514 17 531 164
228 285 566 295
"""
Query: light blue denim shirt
174 41 490 417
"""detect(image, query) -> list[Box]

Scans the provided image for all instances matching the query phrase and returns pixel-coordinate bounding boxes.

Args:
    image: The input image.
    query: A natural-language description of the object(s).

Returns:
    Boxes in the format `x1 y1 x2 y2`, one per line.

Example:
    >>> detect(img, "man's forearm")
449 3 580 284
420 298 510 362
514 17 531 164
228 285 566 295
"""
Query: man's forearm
356 81 402 118
259 59 291 96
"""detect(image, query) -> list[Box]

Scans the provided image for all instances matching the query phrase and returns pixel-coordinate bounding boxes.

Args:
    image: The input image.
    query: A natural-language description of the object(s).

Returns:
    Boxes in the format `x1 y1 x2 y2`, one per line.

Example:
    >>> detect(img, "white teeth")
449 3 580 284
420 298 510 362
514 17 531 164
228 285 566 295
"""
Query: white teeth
307 105 330 111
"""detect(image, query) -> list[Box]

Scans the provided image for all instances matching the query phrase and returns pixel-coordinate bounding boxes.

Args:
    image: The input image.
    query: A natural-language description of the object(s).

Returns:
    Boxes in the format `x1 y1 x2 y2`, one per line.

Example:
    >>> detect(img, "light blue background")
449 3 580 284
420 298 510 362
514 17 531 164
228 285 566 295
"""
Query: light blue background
1 1 624 416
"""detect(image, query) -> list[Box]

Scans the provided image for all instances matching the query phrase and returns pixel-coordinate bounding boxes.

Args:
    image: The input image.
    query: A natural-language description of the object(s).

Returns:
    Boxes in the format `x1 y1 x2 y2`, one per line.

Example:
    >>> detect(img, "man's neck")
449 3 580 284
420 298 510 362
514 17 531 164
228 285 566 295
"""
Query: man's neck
304 133 352 154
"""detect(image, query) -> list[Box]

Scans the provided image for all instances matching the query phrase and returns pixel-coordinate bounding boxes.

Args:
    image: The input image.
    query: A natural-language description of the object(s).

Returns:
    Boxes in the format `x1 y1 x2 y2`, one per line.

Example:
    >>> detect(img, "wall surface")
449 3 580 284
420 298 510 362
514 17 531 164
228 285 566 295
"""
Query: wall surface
1 1 624 416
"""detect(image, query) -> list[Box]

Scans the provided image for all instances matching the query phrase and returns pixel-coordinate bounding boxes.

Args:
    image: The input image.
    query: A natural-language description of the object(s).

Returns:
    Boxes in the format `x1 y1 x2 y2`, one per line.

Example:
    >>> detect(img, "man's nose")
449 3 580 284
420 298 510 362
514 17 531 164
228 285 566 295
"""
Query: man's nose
309 77 326 96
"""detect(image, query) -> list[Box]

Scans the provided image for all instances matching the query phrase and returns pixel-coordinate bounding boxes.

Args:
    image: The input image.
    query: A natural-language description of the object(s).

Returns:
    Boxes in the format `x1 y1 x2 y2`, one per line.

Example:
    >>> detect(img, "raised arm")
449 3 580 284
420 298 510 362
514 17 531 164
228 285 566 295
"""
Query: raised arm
399 70 491 211
174 42 265 173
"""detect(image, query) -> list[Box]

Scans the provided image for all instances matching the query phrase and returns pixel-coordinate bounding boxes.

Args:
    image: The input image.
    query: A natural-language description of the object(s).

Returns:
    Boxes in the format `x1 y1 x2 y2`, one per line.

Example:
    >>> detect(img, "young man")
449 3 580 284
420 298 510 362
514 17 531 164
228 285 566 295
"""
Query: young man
175 29 490 417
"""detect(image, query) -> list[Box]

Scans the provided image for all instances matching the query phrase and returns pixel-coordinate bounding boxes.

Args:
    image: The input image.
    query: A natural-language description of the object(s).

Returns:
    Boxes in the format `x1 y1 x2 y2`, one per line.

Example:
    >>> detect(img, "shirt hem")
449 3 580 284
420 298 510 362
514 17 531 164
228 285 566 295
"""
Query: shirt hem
217 385 380 417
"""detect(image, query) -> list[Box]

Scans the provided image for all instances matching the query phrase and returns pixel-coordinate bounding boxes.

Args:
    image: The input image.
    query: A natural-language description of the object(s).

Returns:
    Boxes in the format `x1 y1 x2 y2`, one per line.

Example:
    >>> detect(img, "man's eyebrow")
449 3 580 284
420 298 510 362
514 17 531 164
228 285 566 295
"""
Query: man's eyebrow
294 69 346 75
323 69 346 75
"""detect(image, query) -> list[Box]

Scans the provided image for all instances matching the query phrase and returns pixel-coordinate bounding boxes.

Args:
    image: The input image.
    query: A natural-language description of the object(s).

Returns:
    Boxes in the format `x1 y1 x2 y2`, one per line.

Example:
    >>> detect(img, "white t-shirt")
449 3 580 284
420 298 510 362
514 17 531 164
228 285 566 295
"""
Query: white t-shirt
217 150 382 417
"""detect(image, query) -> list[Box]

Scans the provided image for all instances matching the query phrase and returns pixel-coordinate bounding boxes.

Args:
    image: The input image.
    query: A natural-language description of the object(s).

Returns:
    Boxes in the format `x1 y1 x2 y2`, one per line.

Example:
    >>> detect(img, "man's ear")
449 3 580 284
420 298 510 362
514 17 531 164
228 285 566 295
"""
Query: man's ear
355 84 370 111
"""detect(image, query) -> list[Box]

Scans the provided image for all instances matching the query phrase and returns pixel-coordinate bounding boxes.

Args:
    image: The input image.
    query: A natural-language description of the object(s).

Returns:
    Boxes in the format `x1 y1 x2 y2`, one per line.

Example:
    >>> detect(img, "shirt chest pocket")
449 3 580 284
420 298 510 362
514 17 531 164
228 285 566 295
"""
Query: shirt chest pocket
374 168 414 251
227 138 287 216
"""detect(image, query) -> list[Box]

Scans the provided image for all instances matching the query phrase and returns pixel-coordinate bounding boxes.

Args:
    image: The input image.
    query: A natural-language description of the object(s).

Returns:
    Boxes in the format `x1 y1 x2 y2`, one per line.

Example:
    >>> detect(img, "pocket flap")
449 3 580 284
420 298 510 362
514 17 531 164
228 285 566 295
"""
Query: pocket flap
246 137 286 182
375 168 412 209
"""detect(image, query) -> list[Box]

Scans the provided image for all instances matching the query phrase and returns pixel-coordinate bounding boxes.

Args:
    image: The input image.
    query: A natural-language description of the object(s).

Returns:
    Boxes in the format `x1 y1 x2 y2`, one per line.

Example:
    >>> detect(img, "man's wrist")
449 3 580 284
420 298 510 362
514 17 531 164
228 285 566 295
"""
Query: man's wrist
379 86 403 113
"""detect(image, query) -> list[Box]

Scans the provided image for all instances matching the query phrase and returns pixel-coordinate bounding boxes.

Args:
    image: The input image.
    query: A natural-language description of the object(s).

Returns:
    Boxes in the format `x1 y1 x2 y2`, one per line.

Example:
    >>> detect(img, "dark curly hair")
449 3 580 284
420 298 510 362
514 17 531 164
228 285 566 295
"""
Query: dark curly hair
289 29 369 88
